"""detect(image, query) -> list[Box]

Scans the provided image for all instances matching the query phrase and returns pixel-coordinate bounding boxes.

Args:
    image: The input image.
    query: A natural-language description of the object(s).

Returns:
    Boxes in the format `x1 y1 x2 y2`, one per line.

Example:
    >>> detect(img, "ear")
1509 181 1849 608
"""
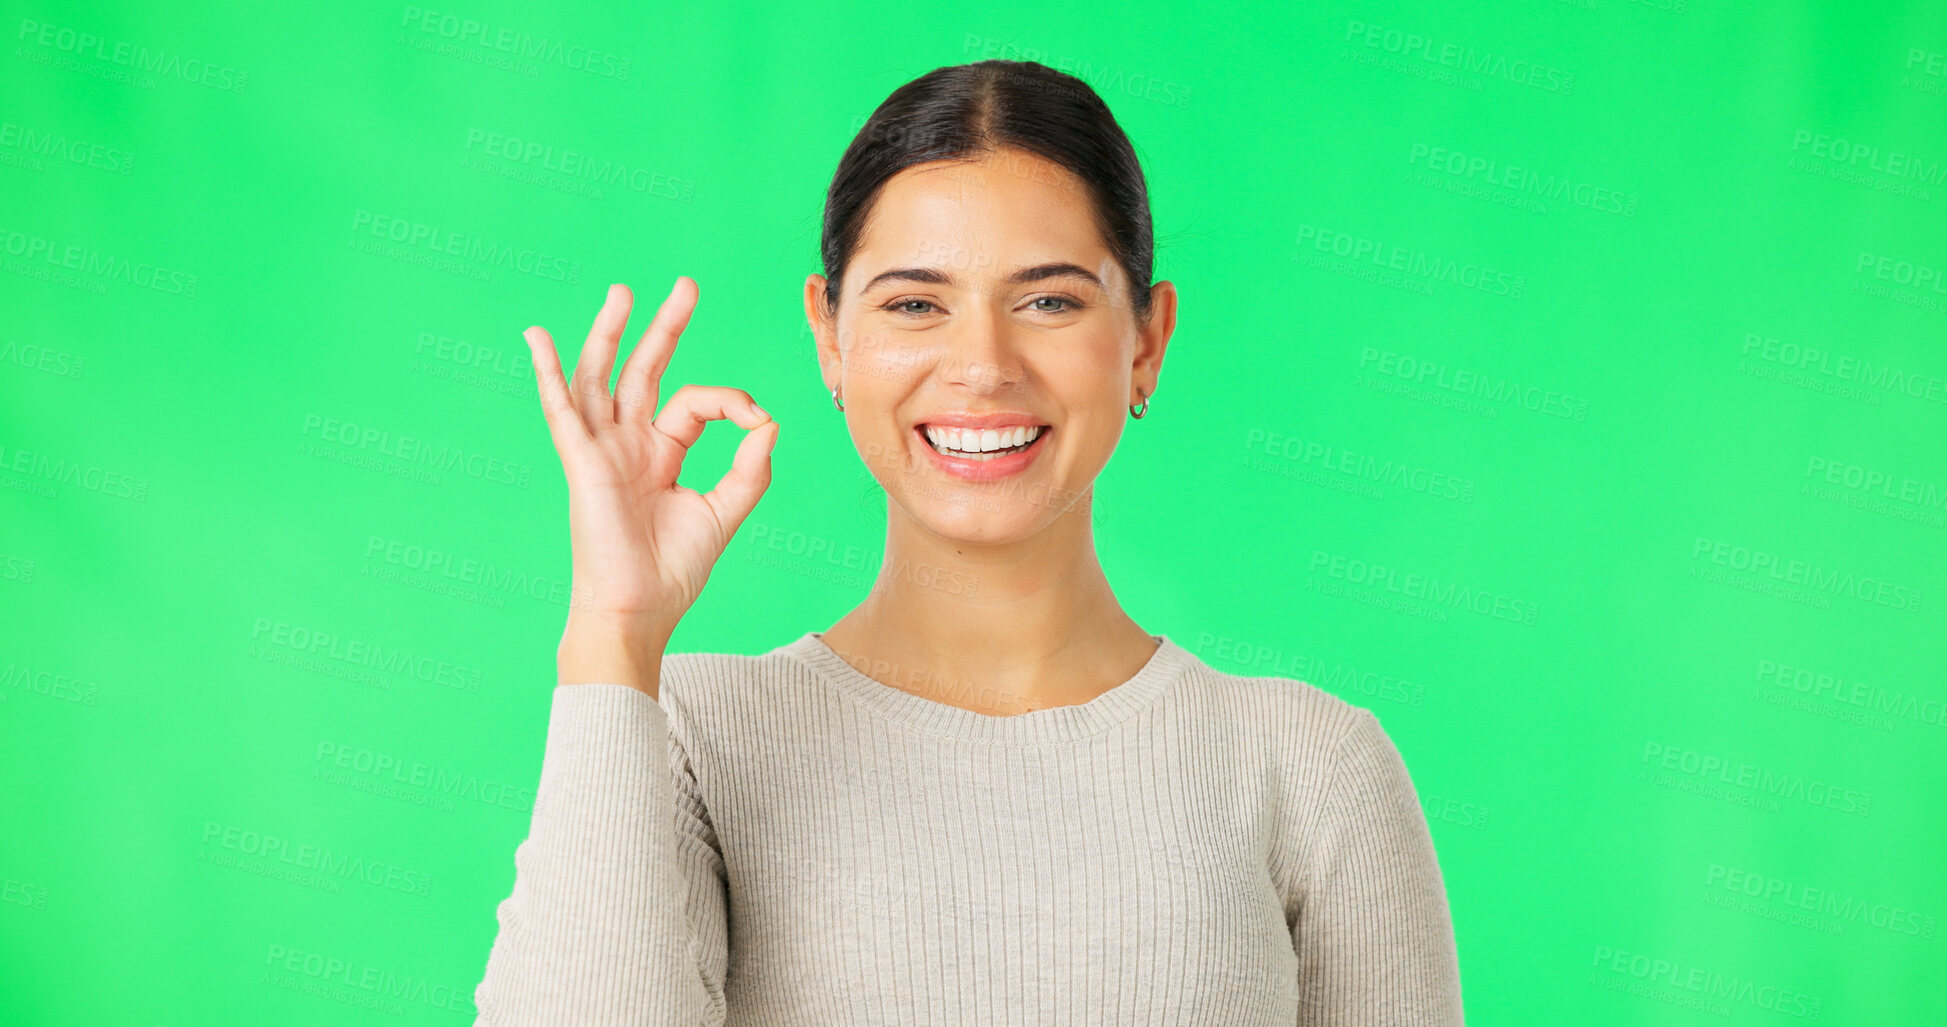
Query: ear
804 273 840 391
1131 280 1177 402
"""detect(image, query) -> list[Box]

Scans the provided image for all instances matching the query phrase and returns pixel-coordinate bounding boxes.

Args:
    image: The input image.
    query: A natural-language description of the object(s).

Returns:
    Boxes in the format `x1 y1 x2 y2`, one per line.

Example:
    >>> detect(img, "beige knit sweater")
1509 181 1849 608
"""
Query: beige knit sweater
473 632 1464 1025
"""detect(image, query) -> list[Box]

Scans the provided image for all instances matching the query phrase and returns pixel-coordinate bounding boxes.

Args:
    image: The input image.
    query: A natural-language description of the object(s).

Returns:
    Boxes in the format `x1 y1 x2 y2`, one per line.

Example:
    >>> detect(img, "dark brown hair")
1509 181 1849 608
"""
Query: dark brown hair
820 60 1156 321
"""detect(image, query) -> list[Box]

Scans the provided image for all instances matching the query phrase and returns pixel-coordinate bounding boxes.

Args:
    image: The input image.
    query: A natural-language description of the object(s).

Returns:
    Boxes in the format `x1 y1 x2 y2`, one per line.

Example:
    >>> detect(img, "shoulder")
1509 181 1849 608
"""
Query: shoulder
657 643 811 710
653 639 826 754
1171 641 1373 753
1167 640 1410 795
658 647 782 694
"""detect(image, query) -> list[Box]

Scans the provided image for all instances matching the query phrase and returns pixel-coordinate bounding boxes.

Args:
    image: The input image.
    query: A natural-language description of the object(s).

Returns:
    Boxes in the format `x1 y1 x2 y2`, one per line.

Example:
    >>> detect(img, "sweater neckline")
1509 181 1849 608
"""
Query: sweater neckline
784 631 1195 745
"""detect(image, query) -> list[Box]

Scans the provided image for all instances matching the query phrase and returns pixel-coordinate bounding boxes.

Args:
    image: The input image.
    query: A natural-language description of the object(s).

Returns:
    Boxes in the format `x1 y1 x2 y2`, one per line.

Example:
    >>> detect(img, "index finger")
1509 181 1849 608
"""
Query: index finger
650 384 771 451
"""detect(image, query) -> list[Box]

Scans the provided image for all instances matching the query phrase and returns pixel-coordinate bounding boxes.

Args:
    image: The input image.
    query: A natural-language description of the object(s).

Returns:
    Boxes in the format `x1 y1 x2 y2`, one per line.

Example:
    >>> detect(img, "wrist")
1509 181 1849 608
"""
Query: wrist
558 614 669 693
563 609 675 648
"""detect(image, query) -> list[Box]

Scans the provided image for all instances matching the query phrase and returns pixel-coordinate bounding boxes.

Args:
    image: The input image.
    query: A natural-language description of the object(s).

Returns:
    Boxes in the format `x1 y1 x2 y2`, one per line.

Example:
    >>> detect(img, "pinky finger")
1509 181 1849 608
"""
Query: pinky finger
702 419 780 542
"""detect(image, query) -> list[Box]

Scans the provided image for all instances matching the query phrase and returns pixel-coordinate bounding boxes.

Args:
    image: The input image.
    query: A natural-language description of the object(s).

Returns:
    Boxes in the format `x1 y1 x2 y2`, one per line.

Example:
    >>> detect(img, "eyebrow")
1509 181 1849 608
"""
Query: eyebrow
857 262 1105 295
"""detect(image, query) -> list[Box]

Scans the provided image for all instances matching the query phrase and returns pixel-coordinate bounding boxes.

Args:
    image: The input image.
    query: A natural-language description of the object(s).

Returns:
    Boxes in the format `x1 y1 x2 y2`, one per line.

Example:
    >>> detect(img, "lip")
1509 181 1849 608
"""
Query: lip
913 422 1050 482
912 410 1049 430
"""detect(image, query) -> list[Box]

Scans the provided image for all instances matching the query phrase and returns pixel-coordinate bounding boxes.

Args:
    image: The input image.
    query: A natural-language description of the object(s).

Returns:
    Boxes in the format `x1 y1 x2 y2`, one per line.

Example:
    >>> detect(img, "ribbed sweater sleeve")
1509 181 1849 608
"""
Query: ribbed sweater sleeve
1291 708 1465 1025
472 683 729 1026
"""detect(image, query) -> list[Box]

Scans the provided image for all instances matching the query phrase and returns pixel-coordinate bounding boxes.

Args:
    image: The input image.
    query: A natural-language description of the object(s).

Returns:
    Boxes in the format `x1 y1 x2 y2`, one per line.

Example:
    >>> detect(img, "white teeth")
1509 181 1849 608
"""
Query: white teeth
922 423 1044 457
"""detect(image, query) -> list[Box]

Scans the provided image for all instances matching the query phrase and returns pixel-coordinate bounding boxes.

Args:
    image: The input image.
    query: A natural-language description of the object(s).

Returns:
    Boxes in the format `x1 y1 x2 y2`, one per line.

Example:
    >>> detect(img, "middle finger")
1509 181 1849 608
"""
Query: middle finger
616 277 698 427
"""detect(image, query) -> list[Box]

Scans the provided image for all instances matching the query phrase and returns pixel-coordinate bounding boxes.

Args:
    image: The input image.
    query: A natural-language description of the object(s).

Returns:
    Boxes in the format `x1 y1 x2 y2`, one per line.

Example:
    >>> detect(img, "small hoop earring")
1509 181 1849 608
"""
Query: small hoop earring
1129 387 1148 420
831 387 845 412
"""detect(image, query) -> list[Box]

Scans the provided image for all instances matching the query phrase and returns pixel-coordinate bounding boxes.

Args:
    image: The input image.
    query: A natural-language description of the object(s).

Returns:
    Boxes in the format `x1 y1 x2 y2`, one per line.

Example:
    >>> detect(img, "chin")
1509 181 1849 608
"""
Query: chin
899 487 1054 542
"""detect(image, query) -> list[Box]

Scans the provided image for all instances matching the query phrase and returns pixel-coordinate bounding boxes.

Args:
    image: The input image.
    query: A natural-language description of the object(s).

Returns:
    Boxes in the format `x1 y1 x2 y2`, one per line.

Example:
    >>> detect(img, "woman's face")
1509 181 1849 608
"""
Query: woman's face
804 147 1176 545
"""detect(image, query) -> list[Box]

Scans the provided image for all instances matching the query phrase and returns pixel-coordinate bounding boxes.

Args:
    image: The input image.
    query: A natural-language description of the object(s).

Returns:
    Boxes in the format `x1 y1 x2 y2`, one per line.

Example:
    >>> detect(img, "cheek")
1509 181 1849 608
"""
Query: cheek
1042 347 1129 455
854 328 928 384
1040 337 1126 403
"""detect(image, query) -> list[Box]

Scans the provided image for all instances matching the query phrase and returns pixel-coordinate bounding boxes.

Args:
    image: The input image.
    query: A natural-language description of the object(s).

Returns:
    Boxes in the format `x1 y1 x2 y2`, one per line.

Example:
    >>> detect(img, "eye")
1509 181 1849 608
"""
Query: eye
1026 295 1082 314
883 298 939 316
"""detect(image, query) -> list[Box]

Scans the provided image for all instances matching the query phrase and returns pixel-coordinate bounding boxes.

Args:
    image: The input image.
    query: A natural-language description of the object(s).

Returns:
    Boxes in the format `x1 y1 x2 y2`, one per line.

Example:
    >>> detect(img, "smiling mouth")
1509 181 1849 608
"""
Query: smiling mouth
915 424 1049 462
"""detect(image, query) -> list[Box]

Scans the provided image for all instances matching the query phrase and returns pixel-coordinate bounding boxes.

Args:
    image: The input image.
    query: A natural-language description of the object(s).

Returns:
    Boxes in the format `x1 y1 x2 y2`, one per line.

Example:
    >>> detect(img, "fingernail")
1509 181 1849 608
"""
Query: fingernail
751 404 769 419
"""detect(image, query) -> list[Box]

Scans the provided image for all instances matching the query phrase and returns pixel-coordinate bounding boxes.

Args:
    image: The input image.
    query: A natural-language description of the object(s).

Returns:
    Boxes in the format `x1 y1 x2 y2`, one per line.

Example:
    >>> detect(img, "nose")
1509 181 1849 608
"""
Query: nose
941 300 1027 396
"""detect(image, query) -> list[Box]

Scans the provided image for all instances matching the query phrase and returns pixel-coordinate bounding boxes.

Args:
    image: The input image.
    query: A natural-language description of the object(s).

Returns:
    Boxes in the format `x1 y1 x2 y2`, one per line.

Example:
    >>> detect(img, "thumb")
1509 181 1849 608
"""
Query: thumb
704 419 778 543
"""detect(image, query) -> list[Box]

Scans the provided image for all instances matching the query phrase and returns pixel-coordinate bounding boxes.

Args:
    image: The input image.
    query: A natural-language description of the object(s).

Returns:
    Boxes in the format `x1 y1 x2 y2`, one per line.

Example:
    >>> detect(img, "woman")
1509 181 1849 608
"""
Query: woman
474 60 1463 1025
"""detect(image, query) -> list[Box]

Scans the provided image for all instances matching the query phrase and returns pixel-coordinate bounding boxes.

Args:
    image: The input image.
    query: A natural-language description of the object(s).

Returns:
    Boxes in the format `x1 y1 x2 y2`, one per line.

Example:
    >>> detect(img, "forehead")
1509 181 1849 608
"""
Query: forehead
854 148 1109 268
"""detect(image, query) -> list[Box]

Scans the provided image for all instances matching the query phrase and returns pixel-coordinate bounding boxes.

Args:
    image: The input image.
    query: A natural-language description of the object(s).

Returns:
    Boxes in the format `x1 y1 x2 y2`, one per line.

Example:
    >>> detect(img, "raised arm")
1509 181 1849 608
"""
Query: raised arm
1289 708 1465 1025
473 278 776 1023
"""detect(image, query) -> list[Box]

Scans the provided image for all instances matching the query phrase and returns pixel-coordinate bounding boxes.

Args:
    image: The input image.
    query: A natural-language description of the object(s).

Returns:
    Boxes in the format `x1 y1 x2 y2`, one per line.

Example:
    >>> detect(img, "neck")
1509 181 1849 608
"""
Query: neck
821 493 1154 714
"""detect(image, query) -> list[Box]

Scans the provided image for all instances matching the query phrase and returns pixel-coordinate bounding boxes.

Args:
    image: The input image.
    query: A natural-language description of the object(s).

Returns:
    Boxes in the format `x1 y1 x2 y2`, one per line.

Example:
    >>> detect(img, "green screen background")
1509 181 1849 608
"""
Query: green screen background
4 1 1943 1022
